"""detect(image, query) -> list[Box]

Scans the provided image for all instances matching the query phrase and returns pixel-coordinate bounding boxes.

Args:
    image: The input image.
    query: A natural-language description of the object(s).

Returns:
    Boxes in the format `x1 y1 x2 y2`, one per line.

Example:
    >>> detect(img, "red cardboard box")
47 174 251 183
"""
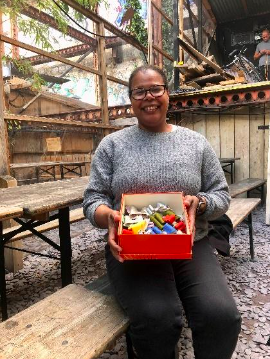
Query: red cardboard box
118 192 193 260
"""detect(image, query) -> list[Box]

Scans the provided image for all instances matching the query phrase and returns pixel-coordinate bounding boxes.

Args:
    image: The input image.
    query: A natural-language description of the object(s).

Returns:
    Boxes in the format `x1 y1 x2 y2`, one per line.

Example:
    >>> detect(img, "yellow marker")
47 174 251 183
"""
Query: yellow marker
129 220 147 234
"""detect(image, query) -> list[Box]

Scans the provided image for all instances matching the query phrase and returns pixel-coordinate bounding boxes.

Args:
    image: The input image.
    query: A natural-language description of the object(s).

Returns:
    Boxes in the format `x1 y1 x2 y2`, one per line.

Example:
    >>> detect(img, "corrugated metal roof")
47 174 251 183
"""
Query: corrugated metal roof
208 0 270 24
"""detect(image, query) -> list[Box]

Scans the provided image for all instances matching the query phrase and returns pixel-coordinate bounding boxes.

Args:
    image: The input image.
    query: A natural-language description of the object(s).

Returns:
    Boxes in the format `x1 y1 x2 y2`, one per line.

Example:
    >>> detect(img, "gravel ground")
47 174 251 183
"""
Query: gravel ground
4 205 270 359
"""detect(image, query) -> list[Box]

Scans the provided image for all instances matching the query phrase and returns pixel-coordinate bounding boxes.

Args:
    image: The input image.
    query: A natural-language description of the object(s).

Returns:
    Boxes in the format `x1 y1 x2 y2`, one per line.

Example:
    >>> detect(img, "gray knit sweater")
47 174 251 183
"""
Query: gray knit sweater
83 125 230 241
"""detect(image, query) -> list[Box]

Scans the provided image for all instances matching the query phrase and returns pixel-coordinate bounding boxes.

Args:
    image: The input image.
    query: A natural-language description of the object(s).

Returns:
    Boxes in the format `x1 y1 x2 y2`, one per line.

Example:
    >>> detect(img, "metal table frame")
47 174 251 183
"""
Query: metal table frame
0 207 72 321
219 158 240 184
11 161 90 183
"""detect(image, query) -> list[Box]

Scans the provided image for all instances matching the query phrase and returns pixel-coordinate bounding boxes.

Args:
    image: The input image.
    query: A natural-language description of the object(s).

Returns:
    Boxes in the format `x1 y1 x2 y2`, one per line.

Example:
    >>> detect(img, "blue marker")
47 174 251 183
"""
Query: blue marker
163 223 177 234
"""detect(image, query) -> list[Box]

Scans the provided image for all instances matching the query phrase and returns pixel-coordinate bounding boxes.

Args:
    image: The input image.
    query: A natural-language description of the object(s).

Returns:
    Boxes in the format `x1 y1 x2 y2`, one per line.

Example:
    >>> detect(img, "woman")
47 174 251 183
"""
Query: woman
83 65 241 359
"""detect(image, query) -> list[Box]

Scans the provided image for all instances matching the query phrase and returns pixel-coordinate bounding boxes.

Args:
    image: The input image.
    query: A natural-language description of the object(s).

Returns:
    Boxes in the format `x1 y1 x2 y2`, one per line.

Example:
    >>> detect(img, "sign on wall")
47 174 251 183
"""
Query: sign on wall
46 137 62 152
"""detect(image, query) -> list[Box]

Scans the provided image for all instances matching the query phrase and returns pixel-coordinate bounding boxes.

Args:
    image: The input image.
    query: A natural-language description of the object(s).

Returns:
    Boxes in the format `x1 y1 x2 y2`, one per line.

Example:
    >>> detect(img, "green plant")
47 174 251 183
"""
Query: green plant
0 0 105 88
2 54 46 91
6 119 21 135
124 0 148 47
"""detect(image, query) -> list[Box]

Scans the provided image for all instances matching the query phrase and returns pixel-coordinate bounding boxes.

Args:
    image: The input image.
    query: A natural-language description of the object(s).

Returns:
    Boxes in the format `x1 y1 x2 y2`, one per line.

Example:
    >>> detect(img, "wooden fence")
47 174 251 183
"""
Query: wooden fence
9 103 269 184
9 130 94 182
180 104 269 184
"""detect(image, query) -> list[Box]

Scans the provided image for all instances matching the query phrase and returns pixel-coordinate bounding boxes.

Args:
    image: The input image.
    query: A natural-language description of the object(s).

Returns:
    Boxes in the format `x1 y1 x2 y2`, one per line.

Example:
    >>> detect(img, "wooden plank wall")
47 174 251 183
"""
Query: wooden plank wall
180 104 269 184
8 103 269 185
9 130 94 182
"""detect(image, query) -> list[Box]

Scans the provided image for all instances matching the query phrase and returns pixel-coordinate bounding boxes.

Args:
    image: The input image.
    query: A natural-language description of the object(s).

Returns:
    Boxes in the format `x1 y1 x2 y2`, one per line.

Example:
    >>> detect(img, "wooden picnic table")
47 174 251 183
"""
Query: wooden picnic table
10 160 91 182
219 157 240 184
0 176 89 321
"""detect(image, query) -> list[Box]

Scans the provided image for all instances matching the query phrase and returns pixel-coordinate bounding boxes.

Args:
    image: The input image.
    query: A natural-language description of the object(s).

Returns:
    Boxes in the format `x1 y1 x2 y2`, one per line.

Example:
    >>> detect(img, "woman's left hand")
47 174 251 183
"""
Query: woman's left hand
183 195 199 240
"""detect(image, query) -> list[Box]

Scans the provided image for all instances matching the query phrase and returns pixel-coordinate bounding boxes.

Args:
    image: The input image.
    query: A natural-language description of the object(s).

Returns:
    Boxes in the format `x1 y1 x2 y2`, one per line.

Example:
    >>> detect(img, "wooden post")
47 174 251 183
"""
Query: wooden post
179 0 184 63
148 0 153 65
197 0 203 53
266 122 270 225
0 175 23 273
11 16 19 59
96 21 109 137
0 14 9 176
173 0 179 89
152 0 163 67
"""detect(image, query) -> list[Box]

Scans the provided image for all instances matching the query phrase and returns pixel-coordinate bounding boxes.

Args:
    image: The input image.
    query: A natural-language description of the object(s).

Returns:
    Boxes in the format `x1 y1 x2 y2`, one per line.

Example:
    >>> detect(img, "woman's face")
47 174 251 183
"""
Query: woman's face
130 69 169 132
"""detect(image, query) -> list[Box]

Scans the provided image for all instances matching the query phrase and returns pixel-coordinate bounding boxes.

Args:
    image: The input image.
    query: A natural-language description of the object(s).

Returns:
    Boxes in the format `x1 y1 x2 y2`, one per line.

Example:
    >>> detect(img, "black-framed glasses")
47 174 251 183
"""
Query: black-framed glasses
130 84 167 100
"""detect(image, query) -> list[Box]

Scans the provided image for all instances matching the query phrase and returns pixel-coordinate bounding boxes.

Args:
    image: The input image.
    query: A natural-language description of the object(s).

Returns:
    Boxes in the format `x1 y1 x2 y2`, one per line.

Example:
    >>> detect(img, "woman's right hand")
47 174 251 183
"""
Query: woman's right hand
94 205 123 263
107 210 124 263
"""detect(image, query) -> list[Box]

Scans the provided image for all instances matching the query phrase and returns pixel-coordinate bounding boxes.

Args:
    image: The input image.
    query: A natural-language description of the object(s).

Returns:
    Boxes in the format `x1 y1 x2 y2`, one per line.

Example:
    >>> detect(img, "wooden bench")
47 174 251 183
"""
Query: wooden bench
0 198 261 359
229 178 266 202
0 276 131 359
226 197 261 260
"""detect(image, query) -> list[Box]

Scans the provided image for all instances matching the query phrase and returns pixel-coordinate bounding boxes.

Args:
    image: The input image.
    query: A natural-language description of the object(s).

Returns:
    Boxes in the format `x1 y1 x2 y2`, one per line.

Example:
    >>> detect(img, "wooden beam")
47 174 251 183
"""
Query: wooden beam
23 5 125 57
173 0 179 88
202 0 217 25
198 0 203 52
151 1 173 26
18 49 95 114
266 127 270 224
28 40 124 66
0 35 128 87
27 44 94 65
0 14 9 176
22 5 97 46
4 113 124 131
185 0 197 49
61 0 148 55
97 22 109 134
152 0 163 67
0 175 23 274
179 0 184 62
152 44 174 62
183 0 213 39
178 37 233 78
148 0 153 65
180 29 194 46
11 16 19 59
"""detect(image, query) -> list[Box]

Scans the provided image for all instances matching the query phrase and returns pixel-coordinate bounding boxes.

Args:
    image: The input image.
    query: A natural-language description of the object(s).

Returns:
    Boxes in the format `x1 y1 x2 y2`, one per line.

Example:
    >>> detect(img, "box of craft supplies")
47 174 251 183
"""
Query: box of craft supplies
118 192 192 260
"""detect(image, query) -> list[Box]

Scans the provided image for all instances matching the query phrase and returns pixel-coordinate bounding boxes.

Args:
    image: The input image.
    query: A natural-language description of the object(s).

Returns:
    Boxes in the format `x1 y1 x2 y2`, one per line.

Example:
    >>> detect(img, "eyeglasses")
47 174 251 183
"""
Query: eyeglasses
130 85 167 100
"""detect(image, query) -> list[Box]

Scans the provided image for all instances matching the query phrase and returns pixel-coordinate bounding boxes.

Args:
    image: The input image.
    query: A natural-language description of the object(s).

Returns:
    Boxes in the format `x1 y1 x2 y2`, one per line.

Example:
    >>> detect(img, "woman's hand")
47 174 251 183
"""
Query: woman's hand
107 210 124 263
94 205 123 263
183 195 199 240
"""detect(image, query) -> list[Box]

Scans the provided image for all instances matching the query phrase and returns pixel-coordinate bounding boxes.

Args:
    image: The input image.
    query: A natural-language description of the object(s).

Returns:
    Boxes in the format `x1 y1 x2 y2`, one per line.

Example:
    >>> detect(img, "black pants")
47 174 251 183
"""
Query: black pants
259 65 270 81
105 237 241 359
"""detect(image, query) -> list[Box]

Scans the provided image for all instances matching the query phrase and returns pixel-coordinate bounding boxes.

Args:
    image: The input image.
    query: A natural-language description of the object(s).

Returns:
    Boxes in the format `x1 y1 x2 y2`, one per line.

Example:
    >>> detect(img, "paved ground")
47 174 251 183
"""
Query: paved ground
3 205 270 358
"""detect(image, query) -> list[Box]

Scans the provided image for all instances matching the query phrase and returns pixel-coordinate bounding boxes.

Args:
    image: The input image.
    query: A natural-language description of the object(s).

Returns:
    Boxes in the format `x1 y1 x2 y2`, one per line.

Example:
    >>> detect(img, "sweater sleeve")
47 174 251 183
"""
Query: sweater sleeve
83 138 114 227
197 138 230 221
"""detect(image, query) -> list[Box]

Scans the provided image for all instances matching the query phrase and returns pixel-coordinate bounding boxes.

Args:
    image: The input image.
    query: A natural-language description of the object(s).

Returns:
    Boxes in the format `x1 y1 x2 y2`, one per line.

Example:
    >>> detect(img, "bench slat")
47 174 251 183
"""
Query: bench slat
0 284 128 359
229 178 266 198
226 198 261 228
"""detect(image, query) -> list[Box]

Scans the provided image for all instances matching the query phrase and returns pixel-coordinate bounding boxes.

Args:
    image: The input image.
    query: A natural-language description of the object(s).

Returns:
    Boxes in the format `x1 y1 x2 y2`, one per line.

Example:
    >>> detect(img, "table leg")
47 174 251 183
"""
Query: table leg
60 165 64 180
35 167 39 183
53 165 56 181
230 162 233 184
58 207 72 286
0 221 8 321
247 213 255 261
